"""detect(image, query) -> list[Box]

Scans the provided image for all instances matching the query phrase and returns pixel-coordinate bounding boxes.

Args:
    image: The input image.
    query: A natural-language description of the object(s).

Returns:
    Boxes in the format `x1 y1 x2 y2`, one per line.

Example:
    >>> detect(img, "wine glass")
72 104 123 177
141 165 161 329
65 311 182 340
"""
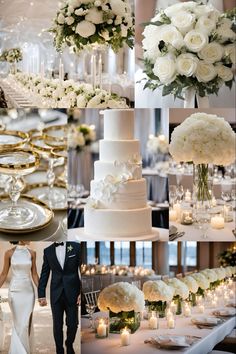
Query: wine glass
176 185 184 202
221 191 231 203
169 185 177 207
85 304 96 329
195 210 210 239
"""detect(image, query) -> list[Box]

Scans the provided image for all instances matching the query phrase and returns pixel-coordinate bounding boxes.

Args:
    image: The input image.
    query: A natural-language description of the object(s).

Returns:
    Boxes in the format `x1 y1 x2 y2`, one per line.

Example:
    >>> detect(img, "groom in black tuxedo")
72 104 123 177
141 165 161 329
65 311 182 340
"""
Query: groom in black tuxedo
38 241 81 354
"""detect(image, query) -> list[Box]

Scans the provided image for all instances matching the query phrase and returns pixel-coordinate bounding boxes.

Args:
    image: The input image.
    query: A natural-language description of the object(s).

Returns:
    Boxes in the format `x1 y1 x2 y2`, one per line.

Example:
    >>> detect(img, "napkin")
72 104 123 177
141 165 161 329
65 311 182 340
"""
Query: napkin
145 335 190 348
192 316 219 325
213 308 236 317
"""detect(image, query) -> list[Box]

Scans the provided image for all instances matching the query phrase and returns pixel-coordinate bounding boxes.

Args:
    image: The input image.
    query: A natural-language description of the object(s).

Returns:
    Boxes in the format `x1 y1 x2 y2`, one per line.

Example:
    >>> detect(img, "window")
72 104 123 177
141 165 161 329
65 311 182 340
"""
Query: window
99 242 111 265
182 242 197 267
136 242 152 268
86 241 96 264
114 242 130 265
168 242 178 266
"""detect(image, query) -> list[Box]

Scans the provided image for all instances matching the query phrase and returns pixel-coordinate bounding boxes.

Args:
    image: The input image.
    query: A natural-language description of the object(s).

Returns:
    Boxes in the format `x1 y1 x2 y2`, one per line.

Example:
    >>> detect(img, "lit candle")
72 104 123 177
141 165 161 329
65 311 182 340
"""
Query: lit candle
91 54 96 89
120 328 130 346
101 266 106 274
170 301 177 314
91 268 95 275
169 209 177 222
85 270 90 275
98 53 102 89
173 202 181 220
183 305 191 317
185 189 191 202
181 210 193 225
40 61 45 78
211 197 217 207
166 309 173 320
59 58 64 81
211 300 217 308
198 304 205 314
211 215 225 229
97 319 107 338
149 311 158 329
167 317 175 329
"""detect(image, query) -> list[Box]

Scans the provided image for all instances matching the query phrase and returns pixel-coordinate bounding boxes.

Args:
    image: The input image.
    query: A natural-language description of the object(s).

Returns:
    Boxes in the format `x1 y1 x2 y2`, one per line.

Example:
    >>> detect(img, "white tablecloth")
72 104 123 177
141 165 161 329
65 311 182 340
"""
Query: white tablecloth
171 220 235 242
81 309 236 354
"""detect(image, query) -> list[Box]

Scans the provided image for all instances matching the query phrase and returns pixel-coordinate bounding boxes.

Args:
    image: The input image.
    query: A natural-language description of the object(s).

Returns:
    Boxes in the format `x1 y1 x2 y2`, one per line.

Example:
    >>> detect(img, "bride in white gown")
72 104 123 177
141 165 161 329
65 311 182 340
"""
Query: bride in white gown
0 241 39 354
135 0 235 108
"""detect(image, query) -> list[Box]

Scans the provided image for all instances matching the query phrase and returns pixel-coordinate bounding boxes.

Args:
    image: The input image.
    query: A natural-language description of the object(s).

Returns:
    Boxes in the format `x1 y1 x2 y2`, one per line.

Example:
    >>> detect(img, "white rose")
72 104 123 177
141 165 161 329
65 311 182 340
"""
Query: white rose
76 94 87 107
57 13 65 24
196 61 217 82
75 8 85 16
217 65 233 82
176 53 199 77
216 18 236 43
199 42 224 64
225 44 236 65
80 0 92 4
75 20 96 38
184 30 208 52
164 2 197 18
195 16 216 35
94 0 101 6
121 24 128 38
171 11 195 35
65 16 75 25
110 0 128 16
85 7 104 24
114 16 122 25
153 56 176 84
87 94 102 108
100 29 110 41
160 25 184 50
69 0 81 7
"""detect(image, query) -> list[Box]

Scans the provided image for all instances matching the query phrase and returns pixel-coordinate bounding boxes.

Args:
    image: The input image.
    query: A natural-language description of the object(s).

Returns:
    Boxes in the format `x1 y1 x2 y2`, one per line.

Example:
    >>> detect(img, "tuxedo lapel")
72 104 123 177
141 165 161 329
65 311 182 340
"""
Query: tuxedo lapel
52 244 63 271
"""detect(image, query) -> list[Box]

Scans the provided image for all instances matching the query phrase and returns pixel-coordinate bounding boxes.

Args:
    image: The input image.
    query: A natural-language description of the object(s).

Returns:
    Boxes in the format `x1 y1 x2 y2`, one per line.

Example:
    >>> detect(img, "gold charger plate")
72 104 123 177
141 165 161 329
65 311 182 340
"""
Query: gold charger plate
0 195 54 234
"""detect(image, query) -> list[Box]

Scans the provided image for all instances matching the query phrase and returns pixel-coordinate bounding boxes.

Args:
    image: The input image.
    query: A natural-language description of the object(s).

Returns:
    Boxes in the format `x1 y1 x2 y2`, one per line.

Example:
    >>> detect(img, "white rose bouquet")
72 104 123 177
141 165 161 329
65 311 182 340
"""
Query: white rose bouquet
143 280 174 317
169 112 236 201
98 282 144 333
51 0 134 53
142 2 235 101
68 123 96 150
0 48 23 63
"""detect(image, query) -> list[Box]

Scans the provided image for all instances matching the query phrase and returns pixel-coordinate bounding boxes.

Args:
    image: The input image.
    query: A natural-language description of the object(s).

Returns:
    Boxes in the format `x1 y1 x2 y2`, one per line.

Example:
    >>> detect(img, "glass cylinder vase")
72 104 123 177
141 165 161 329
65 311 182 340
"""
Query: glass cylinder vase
147 301 167 318
193 164 213 204
109 310 141 334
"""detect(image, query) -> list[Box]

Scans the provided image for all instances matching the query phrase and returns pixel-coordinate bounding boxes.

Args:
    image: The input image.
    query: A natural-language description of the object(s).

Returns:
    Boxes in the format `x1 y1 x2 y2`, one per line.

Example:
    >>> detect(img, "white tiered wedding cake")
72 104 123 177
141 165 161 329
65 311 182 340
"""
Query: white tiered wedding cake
82 109 159 241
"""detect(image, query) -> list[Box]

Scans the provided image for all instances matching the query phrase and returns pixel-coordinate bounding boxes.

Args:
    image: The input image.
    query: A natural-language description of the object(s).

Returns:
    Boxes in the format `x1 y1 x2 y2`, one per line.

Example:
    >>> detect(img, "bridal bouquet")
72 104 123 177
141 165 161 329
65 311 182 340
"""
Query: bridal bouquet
51 0 134 53
98 282 144 333
142 2 235 100
68 123 96 150
169 112 236 202
0 48 23 63
143 280 174 317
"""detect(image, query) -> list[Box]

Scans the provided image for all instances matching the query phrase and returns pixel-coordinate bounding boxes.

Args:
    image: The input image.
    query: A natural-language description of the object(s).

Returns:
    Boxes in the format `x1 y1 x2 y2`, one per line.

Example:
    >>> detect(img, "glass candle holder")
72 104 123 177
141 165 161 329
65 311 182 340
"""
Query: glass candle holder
210 214 225 229
95 318 109 339
183 302 192 317
148 311 159 329
180 209 194 225
167 315 175 329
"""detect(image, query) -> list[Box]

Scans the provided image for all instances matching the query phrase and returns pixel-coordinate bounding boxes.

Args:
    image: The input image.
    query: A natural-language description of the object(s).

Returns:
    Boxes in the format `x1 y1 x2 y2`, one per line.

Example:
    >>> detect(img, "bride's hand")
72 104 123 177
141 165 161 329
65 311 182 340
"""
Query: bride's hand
38 298 47 307
77 295 81 306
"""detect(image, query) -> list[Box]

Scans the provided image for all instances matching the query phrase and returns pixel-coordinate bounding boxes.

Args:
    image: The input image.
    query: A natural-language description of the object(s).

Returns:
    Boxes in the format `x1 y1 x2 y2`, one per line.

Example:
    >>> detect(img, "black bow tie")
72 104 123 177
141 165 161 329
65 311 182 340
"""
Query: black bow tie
55 242 64 247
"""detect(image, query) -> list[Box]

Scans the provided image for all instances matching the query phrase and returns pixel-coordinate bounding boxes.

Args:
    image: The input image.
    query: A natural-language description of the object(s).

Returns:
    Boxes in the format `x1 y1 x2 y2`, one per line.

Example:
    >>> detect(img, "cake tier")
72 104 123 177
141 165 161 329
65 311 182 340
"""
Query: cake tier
84 206 152 237
94 161 142 180
90 179 147 210
99 140 140 162
103 109 134 140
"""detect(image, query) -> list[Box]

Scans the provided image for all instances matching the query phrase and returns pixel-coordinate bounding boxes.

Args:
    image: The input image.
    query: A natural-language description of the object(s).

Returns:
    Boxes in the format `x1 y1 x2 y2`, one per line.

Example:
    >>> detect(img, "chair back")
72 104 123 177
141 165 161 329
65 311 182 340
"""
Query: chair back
82 277 94 292
84 290 100 307
131 280 141 289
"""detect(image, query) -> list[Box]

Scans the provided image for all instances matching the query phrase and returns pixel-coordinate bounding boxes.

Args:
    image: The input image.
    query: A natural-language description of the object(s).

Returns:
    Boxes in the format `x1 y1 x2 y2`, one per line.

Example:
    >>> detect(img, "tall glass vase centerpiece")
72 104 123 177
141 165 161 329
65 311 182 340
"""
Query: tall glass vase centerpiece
51 0 134 86
141 2 235 106
0 48 23 75
97 282 145 334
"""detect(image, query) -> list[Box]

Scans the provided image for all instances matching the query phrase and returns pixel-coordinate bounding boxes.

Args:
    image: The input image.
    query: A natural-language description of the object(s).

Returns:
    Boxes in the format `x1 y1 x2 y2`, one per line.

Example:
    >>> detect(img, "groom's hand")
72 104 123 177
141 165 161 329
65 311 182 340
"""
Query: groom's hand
77 294 81 305
38 298 47 306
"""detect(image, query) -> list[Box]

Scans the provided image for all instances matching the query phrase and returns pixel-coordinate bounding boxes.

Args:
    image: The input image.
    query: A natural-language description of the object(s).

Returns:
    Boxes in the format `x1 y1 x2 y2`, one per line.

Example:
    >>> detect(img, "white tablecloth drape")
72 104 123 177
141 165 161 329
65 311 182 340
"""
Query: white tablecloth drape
81 309 235 354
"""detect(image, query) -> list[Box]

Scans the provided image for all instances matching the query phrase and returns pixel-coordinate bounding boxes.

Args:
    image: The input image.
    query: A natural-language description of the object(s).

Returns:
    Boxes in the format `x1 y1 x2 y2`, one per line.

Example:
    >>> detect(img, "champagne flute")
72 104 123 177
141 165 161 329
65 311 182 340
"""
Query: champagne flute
85 304 96 329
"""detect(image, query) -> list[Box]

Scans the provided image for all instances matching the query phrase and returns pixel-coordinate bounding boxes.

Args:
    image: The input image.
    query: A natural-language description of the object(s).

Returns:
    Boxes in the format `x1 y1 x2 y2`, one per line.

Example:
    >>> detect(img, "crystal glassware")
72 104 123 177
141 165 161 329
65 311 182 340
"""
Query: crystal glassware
85 304 96 329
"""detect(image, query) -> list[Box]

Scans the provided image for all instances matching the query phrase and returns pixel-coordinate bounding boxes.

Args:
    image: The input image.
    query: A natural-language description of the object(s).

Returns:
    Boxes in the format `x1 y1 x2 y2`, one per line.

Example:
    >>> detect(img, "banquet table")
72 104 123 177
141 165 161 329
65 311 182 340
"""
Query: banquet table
143 168 168 204
170 219 235 242
81 309 236 354
0 79 34 108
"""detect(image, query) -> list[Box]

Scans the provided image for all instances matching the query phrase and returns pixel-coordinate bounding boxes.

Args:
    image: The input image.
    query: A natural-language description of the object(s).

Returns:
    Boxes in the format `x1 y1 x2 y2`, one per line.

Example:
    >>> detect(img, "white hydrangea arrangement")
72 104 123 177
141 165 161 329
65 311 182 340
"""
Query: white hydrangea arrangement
143 280 175 302
51 0 134 53
169 112 236 202
98 282 145 314
167 278 189 300
214 267 226 280
181 275 199 294
200 269 218 283
142 2 235 99
146 135 169 155
0 48 23 63
12 73 128 108
192 272 210 291
68 123 96 150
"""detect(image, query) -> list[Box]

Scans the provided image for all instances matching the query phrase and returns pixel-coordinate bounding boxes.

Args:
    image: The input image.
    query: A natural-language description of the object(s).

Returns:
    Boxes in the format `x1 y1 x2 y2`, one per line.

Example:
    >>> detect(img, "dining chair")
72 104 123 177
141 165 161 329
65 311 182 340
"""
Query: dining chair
84 290 101 307
131 280 141 289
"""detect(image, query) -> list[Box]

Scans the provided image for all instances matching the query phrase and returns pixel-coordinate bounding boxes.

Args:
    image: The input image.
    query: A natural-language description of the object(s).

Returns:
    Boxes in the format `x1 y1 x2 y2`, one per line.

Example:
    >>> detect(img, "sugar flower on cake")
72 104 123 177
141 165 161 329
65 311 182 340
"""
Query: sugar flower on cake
180 275 199 294
98 282 145 313
143 280 174 302
51 0 134 53
142 1 235 99
167 278 189 299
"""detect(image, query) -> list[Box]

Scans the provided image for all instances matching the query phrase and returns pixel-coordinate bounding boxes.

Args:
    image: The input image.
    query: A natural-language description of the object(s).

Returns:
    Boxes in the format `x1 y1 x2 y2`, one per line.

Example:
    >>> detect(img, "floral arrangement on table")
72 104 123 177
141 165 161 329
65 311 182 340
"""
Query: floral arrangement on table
141 1 235 102
180 275 199 305
51 0 134 53
143 280 174 317
147 134 169 154
98 282 145 333
219 247 236 267
200 268 220 290
191 272 210 296
0 48 23 63
68 123 96 151
12 73 128 108
169 112 236 203
167 278 189 314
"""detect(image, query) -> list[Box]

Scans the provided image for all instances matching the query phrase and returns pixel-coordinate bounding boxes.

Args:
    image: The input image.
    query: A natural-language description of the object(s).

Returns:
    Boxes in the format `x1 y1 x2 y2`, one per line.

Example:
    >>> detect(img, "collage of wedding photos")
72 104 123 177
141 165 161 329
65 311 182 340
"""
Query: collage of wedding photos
0 1 235 354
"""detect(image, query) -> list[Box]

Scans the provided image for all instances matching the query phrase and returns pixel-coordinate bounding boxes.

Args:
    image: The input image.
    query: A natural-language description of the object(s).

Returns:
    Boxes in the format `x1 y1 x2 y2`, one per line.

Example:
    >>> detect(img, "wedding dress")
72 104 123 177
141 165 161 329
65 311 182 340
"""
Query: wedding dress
135 0 235 108
8 246 35 354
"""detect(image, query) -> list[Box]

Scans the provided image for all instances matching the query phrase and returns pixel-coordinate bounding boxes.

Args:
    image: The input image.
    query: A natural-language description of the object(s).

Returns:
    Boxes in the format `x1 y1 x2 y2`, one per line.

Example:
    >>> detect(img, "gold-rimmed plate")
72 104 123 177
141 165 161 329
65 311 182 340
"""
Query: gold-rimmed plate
0 149 40 175
25 182 67 211
43 125 67 148
0 195 54 234
0 130 28 150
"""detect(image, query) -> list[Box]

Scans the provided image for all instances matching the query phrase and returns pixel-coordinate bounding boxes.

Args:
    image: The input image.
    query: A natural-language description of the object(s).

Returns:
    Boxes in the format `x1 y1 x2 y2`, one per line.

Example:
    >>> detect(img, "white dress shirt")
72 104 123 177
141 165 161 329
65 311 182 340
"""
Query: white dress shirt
55 243 66 269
